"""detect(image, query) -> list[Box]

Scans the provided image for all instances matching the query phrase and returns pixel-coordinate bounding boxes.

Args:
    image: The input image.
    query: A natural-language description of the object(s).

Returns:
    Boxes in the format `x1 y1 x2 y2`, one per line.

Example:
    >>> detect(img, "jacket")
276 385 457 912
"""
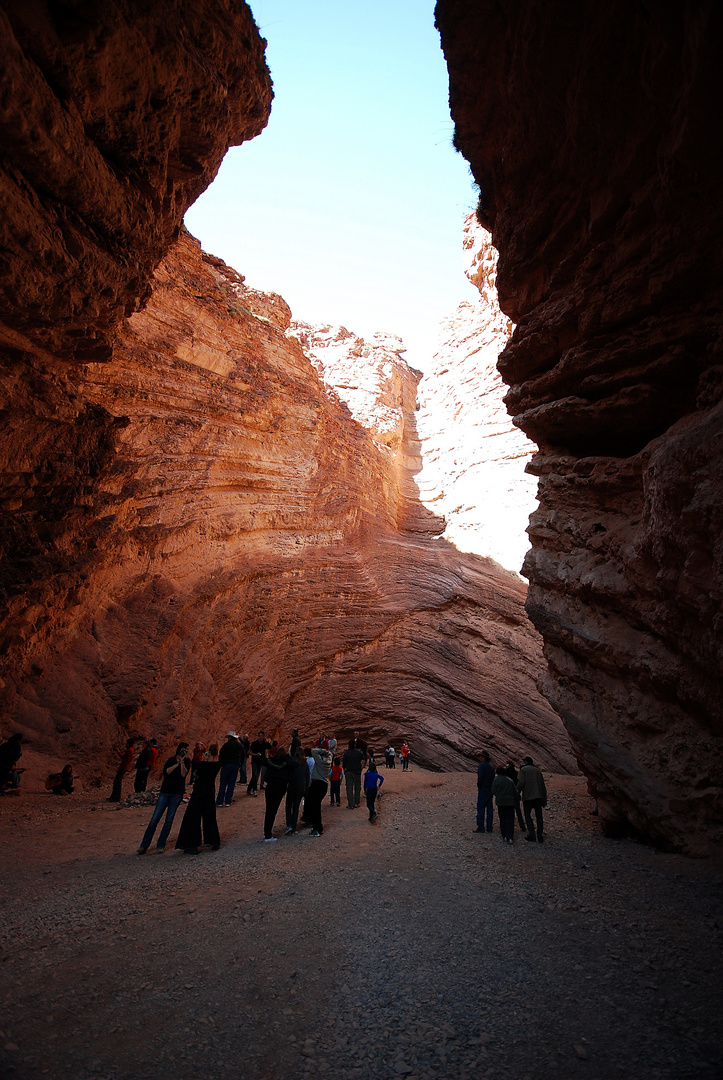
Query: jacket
477 761 494 790
342 747 364 775
491 774 516 807
517 764 547 805
219 738 243 767
310 747 332 783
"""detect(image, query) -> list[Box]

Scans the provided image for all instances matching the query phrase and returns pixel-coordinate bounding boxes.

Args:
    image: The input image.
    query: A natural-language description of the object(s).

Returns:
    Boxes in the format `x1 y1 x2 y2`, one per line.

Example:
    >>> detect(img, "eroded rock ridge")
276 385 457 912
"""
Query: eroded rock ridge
437 0 723 853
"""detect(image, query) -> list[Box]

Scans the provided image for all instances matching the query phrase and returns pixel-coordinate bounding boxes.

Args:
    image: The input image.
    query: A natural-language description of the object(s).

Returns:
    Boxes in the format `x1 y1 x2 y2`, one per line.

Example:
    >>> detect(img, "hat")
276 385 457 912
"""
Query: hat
228 730 238 738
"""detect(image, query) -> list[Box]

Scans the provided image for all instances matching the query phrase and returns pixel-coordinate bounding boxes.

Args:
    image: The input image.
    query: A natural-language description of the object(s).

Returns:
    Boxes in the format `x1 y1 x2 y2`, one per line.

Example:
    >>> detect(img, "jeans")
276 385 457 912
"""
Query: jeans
285 790 303 831
216 763 238 805
498 805 515 841
345 772 361 808
476 789 493 831
402 757 409 771
247 758 262 794
329 780 341 805
366 790 378 819
140 793 183 850
305 779 328 833
524 799 545 840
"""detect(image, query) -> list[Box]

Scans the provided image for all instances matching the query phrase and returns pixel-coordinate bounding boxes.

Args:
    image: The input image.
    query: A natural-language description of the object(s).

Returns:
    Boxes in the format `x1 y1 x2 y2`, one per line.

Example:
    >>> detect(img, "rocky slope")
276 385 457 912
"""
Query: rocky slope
1 224 575 782
436 0 723 853
415 215 538 574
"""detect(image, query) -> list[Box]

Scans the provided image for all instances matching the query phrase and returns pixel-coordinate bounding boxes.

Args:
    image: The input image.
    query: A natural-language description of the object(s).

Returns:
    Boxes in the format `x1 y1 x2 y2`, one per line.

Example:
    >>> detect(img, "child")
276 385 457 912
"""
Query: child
329 756 343 805
363 763 384 822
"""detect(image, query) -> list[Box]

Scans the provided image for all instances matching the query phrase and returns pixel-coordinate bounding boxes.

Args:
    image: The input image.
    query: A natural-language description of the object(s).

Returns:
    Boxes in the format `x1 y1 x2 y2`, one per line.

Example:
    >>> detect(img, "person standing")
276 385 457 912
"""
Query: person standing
134 738 158 793
217 731 243 807
352 730 368 762
285 747 308 834
400 742 410 771
385 745 396 769
289 729 302 756
137 743 190 853
363 763 384 822
108 738 135 802
328 757 343 805
342 739 364 809
247 731 270 796
518 756 548 843
491 766 517 844
328 734 337 756
504 759 526 831
263 747 293 841
175 744 221 854
190 742 205 784
475 751 495 833
306 744 332 836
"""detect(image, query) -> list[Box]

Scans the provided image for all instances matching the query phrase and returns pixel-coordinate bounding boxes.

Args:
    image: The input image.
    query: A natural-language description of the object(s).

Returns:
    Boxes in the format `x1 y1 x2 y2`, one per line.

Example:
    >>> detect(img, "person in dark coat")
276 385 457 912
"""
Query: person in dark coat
175 744 221 854
504 760 526 831
285 747 308 834
216 731 243 807
108 738 135 802
342 739 364 808
492 766 517 843
137 743 190 853
263 748 293 841
289 729 302 756
475 751 495 833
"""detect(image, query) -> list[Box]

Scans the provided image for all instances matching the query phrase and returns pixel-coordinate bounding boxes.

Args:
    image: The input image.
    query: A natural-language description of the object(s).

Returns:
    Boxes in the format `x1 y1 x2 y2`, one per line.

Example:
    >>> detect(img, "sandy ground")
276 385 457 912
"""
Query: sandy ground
0 768 721 1080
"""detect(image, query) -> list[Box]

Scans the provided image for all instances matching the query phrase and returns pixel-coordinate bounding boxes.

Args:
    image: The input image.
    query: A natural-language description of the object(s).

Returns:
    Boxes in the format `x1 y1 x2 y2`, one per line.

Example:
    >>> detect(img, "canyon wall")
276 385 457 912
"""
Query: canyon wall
436 0 723 853
1 231 575 781
415 214 538 574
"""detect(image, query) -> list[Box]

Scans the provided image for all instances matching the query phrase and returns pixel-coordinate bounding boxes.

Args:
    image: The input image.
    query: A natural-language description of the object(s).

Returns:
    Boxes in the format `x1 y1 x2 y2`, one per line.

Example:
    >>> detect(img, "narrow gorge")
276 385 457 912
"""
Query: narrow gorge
1 0 721 859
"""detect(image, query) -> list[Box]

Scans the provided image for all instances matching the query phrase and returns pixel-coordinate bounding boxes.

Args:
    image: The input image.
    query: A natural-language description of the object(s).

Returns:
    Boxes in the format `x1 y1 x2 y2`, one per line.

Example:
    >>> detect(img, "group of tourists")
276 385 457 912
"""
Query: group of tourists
475 752 547 844
134 729 408 855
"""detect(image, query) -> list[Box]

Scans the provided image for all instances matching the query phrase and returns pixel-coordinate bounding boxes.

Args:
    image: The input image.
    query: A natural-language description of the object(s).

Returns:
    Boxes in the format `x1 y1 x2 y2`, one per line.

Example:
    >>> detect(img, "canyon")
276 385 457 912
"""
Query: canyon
0 0 573 785
436 0 723 854
1 0 720 857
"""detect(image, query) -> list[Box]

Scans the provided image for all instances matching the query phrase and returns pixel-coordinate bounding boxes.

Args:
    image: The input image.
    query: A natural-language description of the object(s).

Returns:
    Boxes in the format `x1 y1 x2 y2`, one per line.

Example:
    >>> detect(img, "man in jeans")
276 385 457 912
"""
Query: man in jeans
475 751 495 833
137 743 190 853
216 730 243 807
342 739 364 808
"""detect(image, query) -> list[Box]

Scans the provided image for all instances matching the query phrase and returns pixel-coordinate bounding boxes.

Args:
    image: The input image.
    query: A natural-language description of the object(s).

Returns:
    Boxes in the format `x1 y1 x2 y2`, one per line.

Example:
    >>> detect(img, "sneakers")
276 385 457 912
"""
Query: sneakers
136 847 147 855
506 838 514 845
284 826 293 834
264 837 278 843
370 813 377 823
309 830 322 837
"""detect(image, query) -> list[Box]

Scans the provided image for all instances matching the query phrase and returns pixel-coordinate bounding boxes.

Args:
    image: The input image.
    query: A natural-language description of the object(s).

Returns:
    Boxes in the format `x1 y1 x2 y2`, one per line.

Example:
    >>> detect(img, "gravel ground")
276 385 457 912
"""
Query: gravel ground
0 769 721 1080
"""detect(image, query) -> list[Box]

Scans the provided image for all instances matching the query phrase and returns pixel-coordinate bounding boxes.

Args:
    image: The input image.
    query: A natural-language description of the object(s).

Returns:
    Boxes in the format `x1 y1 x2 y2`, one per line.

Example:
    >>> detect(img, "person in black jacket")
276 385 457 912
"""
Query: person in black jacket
246 731 270 796
175 745 221 854
504 759 526 831
342 740 364 809
475 751 495 833
138 743 190 853
216 731 243 807
263 748 292 842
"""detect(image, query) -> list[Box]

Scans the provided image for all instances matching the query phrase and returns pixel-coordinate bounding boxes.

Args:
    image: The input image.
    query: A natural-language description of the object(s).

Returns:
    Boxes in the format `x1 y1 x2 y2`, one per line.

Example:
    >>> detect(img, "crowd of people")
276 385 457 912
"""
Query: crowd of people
475 752 548 843
131 730 409 855
2 725 551 853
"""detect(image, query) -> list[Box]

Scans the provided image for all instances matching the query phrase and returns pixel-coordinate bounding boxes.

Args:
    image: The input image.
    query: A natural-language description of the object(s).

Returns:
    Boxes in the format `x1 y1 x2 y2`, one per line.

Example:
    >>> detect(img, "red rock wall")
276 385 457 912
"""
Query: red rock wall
2 232 575 780
436 0 723 853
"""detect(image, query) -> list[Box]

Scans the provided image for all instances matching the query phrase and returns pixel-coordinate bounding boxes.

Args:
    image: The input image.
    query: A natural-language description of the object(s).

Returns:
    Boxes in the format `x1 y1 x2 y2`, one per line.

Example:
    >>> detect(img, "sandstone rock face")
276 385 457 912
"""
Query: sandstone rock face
415 215 538 573
1 232 575 780
437 0 723 853
0 0 272 362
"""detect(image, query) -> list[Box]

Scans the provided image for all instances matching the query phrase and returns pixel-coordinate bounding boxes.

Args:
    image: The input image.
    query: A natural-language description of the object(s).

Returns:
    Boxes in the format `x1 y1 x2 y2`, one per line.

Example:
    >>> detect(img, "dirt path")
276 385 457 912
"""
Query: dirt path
1 769 721 1080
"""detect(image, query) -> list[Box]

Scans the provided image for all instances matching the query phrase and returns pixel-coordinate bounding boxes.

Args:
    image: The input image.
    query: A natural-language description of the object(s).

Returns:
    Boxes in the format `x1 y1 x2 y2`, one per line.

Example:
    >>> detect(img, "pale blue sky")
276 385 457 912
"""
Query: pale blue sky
184 0 479 368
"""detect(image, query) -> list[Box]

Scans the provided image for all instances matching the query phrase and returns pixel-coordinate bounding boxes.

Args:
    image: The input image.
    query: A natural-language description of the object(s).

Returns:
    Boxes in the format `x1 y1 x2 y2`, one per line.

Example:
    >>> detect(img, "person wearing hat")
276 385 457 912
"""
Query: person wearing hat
216 730 243 807
517 756 548 843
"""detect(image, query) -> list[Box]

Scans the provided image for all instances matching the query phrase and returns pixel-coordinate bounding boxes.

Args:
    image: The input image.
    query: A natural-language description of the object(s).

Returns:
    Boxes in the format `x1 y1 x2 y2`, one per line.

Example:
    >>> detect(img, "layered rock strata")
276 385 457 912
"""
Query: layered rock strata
437 0 723 853
416 214 538 573
1 232 575 780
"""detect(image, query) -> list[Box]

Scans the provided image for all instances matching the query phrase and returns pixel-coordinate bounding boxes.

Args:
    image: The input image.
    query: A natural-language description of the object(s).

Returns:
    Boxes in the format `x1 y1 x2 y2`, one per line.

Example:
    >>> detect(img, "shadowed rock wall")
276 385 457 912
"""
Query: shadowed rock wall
436 0 723 853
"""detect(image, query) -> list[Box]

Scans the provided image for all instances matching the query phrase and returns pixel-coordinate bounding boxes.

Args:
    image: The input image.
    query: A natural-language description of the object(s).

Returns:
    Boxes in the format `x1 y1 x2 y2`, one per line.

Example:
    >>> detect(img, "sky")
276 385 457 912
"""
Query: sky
184 0 480 370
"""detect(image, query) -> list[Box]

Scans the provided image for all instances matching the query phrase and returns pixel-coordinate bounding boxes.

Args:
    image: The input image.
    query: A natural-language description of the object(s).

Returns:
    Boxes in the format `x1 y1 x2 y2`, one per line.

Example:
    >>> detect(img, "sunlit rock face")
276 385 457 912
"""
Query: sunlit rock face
416 215 538 573
2 232 575 778
437 0 723 853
